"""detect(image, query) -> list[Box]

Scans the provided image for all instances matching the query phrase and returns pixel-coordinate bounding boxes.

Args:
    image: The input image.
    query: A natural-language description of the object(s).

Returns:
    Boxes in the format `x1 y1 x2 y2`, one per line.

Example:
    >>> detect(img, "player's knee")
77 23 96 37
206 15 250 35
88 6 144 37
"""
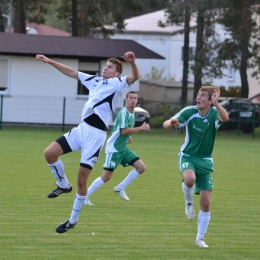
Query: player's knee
44 147 54 162
201 198 211 211
103 175 111 182
184 176 195 187
136 164 146 174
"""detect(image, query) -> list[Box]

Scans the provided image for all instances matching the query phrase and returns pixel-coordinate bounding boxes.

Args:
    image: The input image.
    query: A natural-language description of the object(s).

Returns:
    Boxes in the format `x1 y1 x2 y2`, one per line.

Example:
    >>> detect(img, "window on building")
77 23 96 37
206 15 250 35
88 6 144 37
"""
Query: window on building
182 47 195 61
77 61 99 96
227 65 234 81
77 70 99 95
0 58 9 93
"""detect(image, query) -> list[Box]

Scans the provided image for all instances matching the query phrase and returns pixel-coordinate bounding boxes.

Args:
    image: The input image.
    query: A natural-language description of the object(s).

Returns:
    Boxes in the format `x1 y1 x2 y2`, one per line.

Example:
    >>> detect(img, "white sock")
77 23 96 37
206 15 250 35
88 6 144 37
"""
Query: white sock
116 168 140 190
69 193 86 224
196 210 211 241
86 177 105 198
48 159 70 188
182 182 195 204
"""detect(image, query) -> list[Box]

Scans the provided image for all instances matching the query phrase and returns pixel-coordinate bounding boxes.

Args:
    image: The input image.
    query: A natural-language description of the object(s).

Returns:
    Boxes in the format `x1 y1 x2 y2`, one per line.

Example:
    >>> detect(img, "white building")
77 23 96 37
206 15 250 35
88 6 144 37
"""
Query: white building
0 32 163 126
111 10 241 88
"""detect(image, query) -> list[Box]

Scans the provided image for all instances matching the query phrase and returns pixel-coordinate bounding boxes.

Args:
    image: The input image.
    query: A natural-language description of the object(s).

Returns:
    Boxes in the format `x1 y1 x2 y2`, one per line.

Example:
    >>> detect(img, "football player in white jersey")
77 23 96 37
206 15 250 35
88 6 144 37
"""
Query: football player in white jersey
83 91 150 206
36 52 140 233
163 86 228 248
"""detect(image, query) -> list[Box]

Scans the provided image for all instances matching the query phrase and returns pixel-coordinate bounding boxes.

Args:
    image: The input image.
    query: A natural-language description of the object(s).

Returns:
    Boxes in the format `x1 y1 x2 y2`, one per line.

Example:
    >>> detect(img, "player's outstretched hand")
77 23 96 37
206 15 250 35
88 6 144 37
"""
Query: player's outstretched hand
36 54 50 63
170 118 180 128
141 122 150 131
211 87 220 105
128 136 133 144
121 52 136 63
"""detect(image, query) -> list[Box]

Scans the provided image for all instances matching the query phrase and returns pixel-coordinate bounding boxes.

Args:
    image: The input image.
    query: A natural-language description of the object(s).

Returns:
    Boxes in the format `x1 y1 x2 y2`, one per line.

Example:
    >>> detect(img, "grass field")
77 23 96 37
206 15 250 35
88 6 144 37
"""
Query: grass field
0 126 259 260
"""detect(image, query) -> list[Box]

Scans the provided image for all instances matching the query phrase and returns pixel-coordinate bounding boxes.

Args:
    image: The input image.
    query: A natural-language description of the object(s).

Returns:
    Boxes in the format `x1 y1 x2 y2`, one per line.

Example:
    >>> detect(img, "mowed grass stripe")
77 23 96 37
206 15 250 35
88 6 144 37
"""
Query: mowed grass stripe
0 126 259 259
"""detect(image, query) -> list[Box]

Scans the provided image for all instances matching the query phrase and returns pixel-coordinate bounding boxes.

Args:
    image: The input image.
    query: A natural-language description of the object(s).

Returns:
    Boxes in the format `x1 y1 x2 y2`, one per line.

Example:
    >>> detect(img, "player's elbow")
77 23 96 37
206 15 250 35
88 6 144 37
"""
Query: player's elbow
221 114 229 122
163 121 169 129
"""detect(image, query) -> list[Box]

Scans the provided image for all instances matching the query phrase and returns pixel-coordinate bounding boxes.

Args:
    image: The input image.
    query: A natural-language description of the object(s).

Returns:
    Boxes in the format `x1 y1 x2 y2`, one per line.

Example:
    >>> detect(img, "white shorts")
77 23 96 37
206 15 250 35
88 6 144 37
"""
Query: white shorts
64 122 107 168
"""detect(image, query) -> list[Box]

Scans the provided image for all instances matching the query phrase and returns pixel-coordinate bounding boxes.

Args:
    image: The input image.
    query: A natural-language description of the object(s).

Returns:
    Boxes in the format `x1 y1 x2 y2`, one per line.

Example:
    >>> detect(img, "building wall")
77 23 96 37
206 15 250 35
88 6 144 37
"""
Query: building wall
8 56 78 96
248 70 260 99
140 81 194 102
0 55 137 126
139 80 194 116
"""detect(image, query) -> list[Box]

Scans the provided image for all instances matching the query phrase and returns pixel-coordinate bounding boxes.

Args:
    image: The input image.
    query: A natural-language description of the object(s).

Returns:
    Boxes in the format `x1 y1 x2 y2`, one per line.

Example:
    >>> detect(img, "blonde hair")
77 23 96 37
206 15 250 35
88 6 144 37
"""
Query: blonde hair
107 58 123 75
199 86 215 100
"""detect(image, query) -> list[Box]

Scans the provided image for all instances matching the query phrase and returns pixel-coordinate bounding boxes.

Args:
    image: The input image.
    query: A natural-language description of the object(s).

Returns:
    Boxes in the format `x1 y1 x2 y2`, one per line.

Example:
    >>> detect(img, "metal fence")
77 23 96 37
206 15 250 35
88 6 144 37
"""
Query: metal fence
0 95 259 137
0 95 87 131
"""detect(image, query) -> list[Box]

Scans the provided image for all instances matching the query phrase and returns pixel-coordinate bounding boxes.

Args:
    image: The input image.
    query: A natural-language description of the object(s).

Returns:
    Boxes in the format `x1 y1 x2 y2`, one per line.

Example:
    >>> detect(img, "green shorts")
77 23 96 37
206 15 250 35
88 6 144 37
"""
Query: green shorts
103 148 139 171
178 152 214 194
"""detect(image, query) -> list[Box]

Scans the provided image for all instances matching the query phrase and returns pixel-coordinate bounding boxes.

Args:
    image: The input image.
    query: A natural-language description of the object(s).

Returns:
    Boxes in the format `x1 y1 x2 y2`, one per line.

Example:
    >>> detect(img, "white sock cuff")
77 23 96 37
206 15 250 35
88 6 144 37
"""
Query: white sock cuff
130 168 140 178
48 159 61 167
97 177 105 185
182 182 195 193
76 193 87 200
199 210 210 218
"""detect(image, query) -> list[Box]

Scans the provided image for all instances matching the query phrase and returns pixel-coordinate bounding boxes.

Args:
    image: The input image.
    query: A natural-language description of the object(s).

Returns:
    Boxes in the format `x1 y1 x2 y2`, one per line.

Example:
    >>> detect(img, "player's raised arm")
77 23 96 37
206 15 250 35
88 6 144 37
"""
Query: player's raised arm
122 52 140 85
211 88 229 122
36 54 79 80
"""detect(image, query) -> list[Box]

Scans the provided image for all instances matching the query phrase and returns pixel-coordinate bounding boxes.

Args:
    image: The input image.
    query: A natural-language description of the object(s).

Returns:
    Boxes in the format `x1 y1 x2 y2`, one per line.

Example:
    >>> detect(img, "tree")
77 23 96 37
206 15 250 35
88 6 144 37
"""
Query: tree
56 0 167 37
56 0 143 37
217 0 260 98
191 0 226 99
0 3 6 32
160 0 224 103
10 0 55 33
160 0 195 104
182 2 191 104
13 0 26 33
71 0 78 36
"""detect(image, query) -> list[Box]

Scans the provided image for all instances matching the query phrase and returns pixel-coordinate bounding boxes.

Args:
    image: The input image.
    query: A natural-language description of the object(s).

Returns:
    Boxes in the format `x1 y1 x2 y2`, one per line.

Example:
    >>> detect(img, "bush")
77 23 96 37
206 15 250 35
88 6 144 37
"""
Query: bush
219 86 241 97
150 115 166 128
150 103 184 128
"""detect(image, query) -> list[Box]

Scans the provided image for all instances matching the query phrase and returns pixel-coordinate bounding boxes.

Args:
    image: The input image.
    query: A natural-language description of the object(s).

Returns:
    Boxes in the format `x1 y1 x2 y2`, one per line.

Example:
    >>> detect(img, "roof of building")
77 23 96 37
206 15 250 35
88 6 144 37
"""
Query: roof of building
26 23 71 36
0 32 164 61
123 10 197 35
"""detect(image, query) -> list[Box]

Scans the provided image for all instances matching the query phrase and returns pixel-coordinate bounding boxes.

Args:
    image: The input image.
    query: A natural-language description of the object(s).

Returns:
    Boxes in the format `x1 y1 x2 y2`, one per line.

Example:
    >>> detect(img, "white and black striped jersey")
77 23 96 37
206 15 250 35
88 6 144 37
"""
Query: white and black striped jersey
78 72 131 128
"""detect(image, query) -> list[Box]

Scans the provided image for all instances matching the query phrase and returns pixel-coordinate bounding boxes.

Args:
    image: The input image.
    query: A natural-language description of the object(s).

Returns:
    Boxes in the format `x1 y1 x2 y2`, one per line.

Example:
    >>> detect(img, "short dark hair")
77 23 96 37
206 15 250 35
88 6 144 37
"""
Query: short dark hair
107 58 123 75
126 91 138 98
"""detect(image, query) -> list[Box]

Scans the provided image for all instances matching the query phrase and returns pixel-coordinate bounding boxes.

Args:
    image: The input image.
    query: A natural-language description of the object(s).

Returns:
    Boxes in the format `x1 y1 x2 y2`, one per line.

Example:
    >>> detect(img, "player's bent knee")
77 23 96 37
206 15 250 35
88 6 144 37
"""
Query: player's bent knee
44 148 54 162
103 175 112 182
44 142 63 163
136 164 146 174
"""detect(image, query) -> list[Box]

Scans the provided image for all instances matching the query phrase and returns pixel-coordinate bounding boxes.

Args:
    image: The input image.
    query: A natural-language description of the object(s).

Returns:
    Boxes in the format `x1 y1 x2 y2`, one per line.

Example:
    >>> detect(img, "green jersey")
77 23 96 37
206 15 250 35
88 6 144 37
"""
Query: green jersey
105 107 135 153
173 106 223 157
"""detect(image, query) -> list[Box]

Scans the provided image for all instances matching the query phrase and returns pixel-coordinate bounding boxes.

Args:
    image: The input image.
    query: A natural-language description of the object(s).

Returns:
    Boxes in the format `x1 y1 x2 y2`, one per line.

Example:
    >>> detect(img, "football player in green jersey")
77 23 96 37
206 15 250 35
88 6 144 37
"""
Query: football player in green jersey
84 91 150 205
163 86 229 248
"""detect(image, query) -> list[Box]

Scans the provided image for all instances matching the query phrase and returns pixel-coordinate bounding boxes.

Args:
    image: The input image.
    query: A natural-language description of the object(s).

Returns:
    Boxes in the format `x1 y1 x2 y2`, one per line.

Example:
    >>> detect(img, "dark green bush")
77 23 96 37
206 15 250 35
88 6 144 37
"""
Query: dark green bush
150 103 184 128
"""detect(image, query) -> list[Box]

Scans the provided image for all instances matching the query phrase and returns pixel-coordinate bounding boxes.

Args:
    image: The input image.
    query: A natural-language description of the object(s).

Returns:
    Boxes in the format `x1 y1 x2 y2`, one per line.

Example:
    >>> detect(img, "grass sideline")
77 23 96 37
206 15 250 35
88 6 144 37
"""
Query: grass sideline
0 126 259 260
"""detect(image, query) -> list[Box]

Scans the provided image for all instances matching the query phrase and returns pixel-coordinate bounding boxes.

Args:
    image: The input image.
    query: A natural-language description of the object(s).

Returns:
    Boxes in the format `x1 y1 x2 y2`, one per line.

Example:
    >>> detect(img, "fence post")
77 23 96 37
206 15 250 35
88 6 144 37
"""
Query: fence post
252 104 255 138
62 97 66 132
237 102 241 136
180 100 185 134
0 95 3 130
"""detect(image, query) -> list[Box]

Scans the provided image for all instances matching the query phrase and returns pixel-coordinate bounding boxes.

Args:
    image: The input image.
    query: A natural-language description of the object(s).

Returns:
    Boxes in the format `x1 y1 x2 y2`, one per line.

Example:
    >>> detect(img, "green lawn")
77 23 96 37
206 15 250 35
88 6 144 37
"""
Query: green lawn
0 126 259 260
